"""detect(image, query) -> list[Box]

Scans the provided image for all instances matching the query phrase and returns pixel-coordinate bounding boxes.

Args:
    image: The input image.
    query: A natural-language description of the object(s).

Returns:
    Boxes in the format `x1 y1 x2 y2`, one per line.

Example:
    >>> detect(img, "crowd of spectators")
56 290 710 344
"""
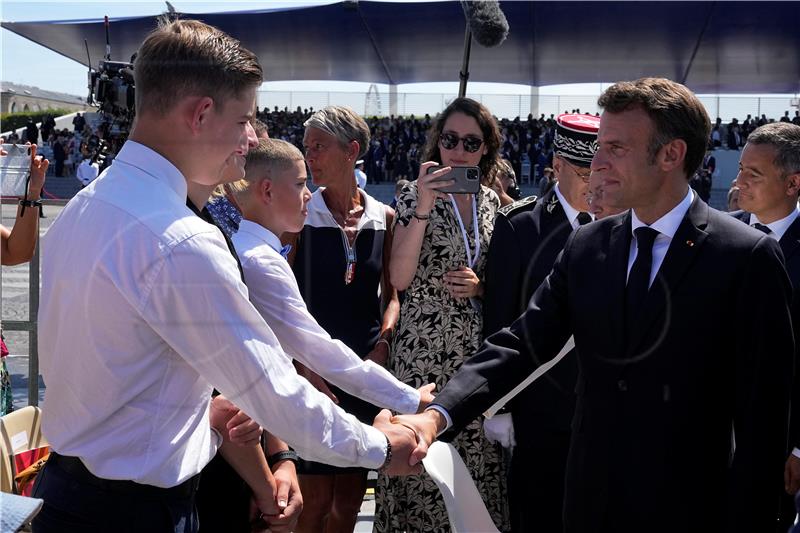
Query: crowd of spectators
711 110 800 150
257 105 584 186
260 105 800 190
6 104 798 191
4 112 111 179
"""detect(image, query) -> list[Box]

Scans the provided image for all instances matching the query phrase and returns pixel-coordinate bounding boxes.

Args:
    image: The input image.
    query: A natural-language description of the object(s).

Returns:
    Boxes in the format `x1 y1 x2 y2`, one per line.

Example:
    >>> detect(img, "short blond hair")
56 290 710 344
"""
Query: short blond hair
231 139 305 202
303 106 370 159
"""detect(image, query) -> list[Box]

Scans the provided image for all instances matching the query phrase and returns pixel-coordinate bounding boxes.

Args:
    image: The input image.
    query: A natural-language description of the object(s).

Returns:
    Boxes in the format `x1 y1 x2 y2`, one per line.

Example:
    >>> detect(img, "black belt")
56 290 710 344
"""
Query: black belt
49 451 200 499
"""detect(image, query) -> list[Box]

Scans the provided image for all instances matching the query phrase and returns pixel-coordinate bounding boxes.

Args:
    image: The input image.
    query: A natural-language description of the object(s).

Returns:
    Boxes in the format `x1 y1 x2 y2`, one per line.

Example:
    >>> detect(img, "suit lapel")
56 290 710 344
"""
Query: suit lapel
780 216 800 263
627 197 709 359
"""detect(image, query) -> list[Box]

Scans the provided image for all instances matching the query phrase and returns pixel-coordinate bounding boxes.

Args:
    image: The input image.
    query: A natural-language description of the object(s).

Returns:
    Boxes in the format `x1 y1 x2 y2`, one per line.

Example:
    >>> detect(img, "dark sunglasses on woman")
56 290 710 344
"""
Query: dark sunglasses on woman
439 132 484 153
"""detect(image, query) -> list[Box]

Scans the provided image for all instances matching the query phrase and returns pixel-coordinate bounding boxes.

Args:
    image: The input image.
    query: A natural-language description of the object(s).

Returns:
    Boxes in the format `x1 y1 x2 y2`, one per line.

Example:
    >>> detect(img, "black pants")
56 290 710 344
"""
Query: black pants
509 429 571 533
31 454 199 533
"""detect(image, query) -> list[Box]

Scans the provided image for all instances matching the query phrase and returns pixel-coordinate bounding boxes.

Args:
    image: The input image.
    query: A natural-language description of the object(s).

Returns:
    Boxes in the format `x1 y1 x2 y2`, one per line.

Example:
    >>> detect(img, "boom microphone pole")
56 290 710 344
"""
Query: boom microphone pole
458 1 509 98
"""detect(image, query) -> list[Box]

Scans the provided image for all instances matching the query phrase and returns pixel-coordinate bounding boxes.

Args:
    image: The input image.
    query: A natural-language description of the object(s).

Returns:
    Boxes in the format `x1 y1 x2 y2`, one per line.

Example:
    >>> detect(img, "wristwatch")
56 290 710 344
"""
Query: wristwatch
19 199 42 208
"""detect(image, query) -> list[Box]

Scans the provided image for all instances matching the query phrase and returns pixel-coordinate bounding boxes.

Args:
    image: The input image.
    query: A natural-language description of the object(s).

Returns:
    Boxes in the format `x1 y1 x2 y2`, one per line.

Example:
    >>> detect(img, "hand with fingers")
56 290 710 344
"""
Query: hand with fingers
415 161 455 216
388 409 447 469
249 484 281 532
209 395 263 446
416 383 436 412
27 144 49 199
226 409 263 447
443 266 483 299
259 459 302 533
373 409 426 475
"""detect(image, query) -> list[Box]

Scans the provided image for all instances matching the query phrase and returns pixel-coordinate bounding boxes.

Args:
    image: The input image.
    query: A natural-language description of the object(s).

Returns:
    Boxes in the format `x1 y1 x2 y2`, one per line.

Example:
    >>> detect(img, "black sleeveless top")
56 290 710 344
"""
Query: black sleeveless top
293 188 387 360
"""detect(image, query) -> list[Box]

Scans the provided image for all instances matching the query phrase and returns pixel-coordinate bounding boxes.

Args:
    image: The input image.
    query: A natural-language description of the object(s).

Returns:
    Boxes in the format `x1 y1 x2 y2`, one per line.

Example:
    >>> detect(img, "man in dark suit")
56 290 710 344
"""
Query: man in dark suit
392 78 794 533
728 122 800 532
482 113 599 532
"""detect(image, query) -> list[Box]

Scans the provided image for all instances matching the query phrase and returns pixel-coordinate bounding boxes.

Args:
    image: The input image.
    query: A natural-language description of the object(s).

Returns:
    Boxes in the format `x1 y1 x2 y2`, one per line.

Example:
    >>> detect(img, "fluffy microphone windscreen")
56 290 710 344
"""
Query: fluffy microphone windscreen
463 0 509 48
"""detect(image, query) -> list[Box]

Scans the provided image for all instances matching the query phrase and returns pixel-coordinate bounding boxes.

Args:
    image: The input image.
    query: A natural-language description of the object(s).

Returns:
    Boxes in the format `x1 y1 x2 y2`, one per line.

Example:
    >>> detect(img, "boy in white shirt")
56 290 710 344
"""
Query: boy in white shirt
231 138 434 416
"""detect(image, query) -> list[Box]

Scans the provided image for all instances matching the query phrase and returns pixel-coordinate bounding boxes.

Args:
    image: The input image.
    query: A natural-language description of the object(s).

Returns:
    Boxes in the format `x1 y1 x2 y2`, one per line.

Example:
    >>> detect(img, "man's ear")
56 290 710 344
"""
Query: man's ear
186 96 215 135
552 156 563 174
786 172 800 198
260 178 274 205
658 139 687 173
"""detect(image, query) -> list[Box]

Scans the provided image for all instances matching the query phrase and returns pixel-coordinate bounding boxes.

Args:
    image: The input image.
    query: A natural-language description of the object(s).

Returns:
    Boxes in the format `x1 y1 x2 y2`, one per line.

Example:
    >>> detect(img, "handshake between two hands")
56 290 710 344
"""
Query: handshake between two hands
371 383 447 476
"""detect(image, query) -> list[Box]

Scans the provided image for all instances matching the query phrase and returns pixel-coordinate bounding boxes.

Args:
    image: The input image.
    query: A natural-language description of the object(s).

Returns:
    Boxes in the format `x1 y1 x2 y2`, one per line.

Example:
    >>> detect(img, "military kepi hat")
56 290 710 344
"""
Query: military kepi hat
554 113 600 168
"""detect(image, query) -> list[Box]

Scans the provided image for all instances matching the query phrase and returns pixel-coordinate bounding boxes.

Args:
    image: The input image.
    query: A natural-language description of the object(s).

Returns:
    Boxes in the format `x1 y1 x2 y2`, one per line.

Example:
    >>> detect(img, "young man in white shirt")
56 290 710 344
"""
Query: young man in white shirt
34 18 419 533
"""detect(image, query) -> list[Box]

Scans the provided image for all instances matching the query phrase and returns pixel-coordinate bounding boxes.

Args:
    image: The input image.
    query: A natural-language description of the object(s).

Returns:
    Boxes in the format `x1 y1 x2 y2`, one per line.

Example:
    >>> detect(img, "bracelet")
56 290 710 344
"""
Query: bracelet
412 211 430 221
267 450 298 467
378 435 392 473
19 199 42 208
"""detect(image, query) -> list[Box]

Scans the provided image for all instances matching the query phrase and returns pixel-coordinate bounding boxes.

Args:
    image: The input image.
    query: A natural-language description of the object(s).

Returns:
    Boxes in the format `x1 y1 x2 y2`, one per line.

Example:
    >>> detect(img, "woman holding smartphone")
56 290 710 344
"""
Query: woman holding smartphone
375 97 509 532
1 144 48 415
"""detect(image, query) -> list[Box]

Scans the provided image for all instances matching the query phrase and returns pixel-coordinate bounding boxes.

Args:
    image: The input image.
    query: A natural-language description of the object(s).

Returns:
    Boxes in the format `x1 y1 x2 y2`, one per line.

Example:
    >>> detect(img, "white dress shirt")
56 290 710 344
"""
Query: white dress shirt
38 141 387 488
554 183 594 229
628 188 694 287
748 208 800 241
232 220 420 414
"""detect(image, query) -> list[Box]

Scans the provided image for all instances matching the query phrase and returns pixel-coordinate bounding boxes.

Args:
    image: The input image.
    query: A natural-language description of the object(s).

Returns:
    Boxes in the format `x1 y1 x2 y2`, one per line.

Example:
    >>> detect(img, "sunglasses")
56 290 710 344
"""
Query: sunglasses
439 132 484 153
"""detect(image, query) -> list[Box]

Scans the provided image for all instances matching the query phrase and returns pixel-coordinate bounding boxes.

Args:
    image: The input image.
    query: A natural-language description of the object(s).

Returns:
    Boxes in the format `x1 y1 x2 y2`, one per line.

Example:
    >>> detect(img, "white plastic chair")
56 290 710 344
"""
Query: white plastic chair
0 406 49 494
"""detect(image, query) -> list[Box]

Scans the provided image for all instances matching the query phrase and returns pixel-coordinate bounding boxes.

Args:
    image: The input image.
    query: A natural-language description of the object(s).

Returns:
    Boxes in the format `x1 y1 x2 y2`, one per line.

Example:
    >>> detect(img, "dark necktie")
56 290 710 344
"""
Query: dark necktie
626 227 660 321
752 223 772 235
577 212 592 226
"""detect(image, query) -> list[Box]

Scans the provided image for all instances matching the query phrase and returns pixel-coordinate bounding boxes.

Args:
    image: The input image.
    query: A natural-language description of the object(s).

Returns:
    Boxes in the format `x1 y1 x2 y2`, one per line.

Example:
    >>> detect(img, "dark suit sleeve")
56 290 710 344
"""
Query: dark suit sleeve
434 226 577 432
729 236 794 530
483 214 523 338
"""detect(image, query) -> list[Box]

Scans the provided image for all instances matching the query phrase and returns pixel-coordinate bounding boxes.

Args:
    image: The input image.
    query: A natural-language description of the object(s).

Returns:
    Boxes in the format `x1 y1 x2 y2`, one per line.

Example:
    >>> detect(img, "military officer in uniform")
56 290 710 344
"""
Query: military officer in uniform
482 113 600 532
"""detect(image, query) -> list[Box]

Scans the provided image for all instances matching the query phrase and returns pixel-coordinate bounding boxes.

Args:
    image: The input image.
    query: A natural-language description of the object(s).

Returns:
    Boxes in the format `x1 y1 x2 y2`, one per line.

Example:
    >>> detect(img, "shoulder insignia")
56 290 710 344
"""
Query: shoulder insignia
498 195 538 217
545 193 560 214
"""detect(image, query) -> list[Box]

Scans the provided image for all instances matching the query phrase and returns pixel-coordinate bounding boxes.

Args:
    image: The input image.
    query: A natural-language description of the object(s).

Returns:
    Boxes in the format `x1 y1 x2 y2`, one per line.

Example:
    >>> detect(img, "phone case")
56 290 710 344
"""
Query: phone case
1 144 32 197
427 165 481 194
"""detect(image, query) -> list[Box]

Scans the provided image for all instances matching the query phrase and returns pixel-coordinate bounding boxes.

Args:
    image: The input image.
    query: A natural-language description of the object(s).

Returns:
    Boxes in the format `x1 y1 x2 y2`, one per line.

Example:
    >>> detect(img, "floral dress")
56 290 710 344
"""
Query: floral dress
374 182 509 533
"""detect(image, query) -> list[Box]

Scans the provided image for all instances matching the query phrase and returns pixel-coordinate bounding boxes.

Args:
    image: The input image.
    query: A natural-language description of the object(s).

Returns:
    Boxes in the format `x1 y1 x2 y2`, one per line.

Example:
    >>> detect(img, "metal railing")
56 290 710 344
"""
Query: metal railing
1 197 69 406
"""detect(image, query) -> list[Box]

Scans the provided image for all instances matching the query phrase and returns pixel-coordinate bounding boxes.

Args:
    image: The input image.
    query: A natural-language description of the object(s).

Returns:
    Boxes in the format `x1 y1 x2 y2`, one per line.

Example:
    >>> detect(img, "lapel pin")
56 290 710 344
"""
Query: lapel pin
546 196 558 214
686 240 694 247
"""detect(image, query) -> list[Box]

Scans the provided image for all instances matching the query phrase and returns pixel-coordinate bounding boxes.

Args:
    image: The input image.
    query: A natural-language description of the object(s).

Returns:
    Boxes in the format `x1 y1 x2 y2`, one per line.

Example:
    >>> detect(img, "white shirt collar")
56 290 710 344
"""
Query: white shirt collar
553 183 592 229
237 219 283 255
631 188 694 238
113 140 188 202
306 187 386 230
748 207 800 241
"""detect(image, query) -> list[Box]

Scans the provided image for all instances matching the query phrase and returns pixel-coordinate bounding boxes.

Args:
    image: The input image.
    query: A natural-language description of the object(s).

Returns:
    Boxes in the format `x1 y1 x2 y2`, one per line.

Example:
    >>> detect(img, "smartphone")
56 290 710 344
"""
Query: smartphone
427 165 481 194
0 144 32 197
